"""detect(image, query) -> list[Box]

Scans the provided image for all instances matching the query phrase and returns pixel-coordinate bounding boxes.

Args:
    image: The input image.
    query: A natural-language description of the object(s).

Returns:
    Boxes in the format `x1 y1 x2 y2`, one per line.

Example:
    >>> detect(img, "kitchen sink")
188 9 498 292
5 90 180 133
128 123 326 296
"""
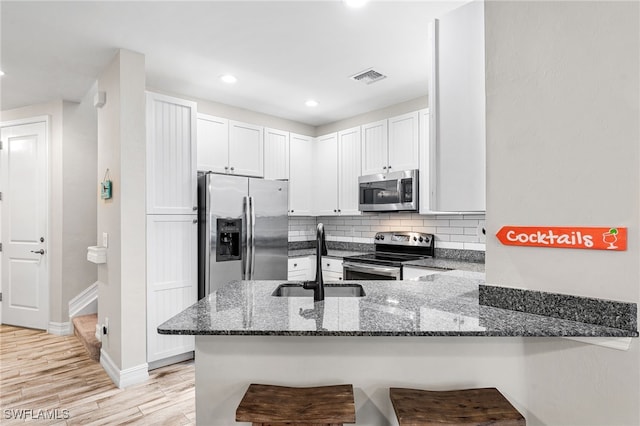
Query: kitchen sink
271 283 366 298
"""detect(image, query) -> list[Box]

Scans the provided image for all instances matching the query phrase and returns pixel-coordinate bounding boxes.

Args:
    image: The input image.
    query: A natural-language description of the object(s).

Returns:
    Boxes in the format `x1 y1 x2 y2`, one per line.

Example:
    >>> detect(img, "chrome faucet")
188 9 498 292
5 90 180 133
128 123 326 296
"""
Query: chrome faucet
303 223 328 301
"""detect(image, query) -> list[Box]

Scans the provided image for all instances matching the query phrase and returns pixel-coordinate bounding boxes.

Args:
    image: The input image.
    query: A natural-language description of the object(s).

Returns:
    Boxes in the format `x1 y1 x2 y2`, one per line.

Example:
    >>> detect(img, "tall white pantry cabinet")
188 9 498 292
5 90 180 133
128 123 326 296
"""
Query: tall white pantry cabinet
145 92 197 366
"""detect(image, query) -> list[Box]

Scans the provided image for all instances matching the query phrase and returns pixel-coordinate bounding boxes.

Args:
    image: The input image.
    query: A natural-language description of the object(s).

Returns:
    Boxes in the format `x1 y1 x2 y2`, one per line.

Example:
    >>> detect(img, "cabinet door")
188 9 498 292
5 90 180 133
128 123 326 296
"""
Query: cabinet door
388 111 419 172
313 133 338 216
146 92 197 214
264 128 289 180
197 114 229 174
229 120 264 177
146 214 197 363
418 108 435 214
430 1 486 212
289 133 314 216
361 119 388 175
337 127 362 215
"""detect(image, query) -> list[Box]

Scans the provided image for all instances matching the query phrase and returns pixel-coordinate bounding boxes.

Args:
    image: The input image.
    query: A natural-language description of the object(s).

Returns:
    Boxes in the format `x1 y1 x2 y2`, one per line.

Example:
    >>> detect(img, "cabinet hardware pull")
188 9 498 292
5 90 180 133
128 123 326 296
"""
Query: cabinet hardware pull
383 166 387 170
388 165 392 169
193 219 198 224
230 167 235 171
224 166 229 170
192 206 197 211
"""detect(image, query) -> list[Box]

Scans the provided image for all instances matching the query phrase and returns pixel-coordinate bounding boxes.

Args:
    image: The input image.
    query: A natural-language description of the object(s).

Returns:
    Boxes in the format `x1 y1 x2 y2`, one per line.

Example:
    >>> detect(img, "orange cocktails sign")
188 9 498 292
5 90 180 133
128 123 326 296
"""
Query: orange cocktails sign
496 226 627 251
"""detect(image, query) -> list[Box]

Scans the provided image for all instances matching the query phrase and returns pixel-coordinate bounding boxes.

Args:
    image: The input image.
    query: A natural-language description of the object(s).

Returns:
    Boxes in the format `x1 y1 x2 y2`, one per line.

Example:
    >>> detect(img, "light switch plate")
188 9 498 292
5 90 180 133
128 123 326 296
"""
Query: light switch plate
102 232 108 248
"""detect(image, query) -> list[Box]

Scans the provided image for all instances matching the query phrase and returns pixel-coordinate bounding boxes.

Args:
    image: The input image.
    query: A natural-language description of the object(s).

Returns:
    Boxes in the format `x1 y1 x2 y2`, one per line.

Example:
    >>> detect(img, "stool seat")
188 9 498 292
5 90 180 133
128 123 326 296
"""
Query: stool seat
390 387 525 426
236 383 356 426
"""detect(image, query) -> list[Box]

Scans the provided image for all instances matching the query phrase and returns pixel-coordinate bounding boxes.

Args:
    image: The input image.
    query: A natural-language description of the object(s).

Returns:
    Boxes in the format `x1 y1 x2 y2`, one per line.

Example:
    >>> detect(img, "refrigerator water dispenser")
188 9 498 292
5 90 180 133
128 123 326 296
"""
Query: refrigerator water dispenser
216 218 242 261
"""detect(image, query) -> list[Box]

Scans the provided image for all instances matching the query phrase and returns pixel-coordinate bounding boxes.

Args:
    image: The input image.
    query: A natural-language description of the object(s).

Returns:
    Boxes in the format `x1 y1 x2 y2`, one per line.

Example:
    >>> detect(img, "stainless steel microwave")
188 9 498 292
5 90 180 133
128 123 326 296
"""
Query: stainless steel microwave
358 169 419 212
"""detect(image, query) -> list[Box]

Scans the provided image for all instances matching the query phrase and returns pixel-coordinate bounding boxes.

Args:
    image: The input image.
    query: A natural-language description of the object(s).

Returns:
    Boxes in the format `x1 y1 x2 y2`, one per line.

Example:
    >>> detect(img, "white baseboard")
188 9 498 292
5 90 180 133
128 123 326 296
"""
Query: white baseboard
69 281 99 318
49 321 72 336
148 351 194 371
100 349 149 388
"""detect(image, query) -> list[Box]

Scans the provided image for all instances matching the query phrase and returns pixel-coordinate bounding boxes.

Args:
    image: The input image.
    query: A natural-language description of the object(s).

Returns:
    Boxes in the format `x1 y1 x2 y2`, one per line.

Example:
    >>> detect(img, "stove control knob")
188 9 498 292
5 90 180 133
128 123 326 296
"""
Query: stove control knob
419 237 424 242
375 235 381 240
380 235 385 240
413 236 417 241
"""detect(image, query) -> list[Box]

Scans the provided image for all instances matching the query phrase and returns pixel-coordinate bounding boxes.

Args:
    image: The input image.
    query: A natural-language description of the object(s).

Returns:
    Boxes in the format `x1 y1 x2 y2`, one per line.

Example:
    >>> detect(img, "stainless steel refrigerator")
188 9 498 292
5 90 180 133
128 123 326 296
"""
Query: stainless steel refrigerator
198 172 289 298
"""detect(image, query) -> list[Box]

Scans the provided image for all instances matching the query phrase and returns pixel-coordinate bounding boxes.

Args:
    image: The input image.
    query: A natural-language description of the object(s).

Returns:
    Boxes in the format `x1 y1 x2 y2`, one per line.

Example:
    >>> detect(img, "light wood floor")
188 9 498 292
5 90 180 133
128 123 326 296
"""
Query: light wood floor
0 324 195 425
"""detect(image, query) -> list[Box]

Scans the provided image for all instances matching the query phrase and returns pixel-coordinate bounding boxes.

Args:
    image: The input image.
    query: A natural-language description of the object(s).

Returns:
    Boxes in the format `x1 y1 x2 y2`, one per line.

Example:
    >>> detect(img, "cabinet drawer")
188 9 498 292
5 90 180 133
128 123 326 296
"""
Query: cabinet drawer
323 271 343 282
288 257 309 271
322 257 343 273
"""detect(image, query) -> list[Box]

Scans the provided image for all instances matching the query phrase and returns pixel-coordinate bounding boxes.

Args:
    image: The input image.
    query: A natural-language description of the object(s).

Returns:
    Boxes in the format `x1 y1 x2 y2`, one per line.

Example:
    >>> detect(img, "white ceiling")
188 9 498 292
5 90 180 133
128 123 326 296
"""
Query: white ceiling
1 1 467 126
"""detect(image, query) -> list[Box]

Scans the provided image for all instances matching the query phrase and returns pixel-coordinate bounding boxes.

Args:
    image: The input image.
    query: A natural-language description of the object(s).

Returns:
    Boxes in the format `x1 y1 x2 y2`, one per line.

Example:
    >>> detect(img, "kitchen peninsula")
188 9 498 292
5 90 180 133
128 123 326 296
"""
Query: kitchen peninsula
159 273 637 425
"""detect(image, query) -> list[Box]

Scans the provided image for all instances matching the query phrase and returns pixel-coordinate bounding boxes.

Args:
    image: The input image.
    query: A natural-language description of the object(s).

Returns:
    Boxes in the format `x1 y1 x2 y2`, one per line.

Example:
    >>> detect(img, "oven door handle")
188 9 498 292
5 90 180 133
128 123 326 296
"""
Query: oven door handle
343 262 401 276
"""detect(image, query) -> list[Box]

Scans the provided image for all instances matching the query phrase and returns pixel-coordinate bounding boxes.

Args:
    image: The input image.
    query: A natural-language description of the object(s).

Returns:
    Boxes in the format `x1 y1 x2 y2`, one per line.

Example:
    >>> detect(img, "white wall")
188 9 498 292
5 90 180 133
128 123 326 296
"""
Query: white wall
97 49 148 380
148 87 315 137
315 96 428 136
485 1 639 424
61 87 98 320
0 96 98 327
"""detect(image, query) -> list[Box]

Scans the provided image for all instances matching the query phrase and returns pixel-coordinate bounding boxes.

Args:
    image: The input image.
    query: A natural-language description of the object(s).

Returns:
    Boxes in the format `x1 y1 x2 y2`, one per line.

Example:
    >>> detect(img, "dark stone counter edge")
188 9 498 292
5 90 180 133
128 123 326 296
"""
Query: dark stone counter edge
158 329 638 337
479 284 638 332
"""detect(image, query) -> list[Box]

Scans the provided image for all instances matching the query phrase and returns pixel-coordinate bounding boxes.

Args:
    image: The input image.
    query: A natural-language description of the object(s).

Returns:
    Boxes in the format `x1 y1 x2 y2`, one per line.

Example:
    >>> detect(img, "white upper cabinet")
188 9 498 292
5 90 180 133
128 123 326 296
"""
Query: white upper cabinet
289 133 314 216
429 1 486 212
197 114 264 177
418 108 434 214
313 133 338 216
229 120 264 177
197 114 229 174
264 128 289 180
146 92 197 215
388 111 419 173
361 119 388 175
361 113 419 176
337 126 362 216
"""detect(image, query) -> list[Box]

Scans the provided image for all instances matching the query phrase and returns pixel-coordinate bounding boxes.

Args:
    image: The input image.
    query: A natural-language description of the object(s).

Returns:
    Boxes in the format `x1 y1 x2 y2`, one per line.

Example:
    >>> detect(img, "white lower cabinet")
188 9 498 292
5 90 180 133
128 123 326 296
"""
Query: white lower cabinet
322 257 343 281
288 257 312 281
147 214 197 364
403 266 441 280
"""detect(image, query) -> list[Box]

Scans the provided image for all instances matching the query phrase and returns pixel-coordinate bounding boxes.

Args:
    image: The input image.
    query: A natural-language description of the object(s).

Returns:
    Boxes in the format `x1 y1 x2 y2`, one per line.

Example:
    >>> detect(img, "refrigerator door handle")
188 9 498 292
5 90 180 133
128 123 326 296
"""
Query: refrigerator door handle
249 196 256 279
242 196 250 280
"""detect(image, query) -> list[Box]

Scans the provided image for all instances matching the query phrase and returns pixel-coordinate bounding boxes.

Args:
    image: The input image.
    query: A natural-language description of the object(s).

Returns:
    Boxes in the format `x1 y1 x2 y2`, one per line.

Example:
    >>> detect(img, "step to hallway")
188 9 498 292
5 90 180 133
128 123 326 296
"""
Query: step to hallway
72 313 101 362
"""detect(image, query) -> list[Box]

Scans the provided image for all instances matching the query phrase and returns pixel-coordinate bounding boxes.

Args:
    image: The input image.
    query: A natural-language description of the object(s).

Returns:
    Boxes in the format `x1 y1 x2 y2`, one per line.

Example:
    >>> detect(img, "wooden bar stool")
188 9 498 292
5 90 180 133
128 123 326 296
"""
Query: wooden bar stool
236 383 356 426
390 387 525 426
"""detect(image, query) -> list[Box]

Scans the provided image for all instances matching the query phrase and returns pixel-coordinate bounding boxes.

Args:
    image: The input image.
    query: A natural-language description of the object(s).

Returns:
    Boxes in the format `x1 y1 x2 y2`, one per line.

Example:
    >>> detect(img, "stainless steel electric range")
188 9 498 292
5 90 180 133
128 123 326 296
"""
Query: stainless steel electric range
342 232 435 280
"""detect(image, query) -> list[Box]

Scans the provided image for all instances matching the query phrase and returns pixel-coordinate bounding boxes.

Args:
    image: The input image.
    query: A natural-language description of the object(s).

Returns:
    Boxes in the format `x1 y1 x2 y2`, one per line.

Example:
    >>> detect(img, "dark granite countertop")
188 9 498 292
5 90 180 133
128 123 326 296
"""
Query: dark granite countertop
288 249 368 259
158 275 638 337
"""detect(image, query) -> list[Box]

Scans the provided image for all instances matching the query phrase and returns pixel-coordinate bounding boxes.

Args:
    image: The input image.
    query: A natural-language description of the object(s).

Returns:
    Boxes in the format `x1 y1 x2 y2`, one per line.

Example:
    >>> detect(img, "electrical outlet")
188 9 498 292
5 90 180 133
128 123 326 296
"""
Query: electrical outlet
102 232 109 248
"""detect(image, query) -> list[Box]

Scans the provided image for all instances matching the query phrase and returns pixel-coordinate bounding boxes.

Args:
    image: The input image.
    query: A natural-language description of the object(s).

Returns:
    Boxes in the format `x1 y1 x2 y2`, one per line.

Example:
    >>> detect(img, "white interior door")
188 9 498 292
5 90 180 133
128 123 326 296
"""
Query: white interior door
1 121 49 330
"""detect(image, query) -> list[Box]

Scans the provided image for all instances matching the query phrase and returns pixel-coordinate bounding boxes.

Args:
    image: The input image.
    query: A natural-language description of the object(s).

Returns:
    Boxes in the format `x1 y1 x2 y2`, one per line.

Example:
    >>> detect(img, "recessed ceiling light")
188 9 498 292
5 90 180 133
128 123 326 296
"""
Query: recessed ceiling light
305 99 319 108
220 74 237 84
344 0 369 8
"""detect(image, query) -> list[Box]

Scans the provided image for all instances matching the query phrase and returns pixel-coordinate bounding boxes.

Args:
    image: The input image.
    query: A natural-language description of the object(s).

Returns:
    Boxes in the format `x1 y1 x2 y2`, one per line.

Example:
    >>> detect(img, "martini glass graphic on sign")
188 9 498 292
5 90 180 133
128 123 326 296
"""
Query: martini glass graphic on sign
602 228 618 249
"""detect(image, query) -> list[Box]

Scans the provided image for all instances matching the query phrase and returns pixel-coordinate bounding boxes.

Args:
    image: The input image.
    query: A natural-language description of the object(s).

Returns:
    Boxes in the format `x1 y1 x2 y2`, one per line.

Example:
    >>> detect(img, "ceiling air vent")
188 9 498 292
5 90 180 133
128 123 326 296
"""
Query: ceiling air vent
350 68 387 85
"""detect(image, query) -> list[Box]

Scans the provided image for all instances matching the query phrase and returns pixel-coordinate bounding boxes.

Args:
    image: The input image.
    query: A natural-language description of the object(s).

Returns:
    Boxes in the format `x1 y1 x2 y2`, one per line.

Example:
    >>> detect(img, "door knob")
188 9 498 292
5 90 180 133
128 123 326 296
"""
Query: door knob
31 249 45 255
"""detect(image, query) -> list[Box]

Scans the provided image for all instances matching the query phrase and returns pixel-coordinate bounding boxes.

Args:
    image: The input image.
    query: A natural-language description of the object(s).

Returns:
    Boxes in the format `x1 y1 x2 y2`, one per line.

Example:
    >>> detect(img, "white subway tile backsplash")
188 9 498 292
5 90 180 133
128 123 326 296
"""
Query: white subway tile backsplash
437 241 465 249
450 234 480 243
436 227 464 235
463 242 486 251
289 213 486 251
